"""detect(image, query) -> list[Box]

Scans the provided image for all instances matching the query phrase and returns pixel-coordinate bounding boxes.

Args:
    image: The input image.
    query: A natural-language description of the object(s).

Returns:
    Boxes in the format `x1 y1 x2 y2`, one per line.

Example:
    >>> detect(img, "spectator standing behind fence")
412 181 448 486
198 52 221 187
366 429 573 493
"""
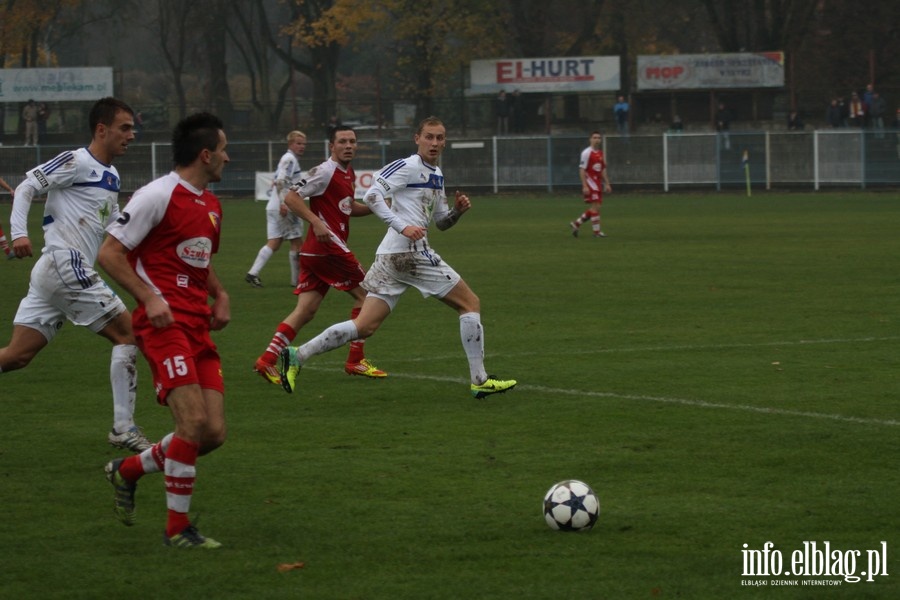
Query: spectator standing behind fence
614 95 630 136
868 92 886 137
496 90 509 135
510 90 524 133
245 130 307 287
848 92 865 127
826 98 843 128
22 100 38 146
787 110 804 131
716 102 732 149
569 131 612 238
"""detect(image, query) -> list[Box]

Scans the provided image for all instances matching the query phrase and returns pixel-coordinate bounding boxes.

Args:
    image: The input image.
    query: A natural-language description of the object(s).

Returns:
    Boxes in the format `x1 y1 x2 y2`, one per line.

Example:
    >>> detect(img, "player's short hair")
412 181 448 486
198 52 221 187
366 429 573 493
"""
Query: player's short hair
329 125 356 144
591 131 602 137
287 130 306 143
416 116 444 135
89 97 134 135
171 112 224 167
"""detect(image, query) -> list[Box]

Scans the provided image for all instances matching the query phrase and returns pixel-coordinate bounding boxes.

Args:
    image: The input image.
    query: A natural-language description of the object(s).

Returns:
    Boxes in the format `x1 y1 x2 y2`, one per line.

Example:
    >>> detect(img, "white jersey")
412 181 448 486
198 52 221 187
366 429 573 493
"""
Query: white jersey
10 147 121 266
267 150 303 210
364 153 450 255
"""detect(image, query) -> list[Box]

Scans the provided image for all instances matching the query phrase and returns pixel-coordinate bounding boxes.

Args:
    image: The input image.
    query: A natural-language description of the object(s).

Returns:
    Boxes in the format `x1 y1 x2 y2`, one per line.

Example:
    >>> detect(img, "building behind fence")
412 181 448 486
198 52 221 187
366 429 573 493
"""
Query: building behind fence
0 130 897 198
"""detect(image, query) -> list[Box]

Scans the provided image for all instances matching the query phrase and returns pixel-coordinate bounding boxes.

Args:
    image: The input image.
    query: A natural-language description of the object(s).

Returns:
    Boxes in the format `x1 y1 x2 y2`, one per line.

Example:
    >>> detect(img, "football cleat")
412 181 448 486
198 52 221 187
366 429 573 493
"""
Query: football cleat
164 524 222 549
569 222 579 237
254 358 282 386
108 426 153 452
105 458 137 526
344 358 387 378
594 231 607 238
279 347 301 394
245 273 263 287
471 375 517 399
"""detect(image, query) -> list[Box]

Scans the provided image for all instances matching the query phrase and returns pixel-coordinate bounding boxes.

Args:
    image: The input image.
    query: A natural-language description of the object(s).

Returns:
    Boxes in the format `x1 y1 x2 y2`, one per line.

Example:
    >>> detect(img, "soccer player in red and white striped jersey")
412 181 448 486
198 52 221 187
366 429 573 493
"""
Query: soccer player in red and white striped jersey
99 112 230 549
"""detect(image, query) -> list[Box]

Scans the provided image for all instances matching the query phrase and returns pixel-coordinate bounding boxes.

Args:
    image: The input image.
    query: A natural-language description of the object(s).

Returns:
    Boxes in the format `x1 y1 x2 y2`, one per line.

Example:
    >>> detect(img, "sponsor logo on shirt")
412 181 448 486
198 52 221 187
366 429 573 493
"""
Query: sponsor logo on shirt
177 237 213 268
339 196 353 215
376 177 391 191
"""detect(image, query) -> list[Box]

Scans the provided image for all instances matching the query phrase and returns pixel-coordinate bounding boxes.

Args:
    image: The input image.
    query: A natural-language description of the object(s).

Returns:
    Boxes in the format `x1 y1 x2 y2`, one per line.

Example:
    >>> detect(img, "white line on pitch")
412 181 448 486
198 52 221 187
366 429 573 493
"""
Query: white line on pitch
381 335 900 363
301 367 900 428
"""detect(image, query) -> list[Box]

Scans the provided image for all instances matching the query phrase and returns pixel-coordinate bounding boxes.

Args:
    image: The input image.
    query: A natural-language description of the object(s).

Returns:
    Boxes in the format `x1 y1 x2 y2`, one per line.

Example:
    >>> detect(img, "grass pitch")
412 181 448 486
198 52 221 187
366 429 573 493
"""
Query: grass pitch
1 191 898 599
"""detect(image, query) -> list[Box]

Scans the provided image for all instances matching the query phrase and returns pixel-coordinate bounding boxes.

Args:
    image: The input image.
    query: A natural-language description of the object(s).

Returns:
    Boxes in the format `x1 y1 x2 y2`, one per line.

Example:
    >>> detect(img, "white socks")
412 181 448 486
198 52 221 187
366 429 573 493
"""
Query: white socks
111 344 138 433
249 246 273 276
298 320 359 364
459 312 487 385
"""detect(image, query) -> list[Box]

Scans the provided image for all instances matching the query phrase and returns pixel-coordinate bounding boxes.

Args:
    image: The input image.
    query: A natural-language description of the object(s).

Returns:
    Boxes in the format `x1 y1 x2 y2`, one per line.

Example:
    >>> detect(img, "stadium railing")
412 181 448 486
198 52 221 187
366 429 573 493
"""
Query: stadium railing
0 130 897 196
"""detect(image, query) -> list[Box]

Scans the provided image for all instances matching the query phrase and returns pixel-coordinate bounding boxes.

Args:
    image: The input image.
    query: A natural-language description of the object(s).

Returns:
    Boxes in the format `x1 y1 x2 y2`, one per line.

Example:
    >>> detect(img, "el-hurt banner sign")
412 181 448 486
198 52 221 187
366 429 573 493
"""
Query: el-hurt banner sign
468 56 620 95
637 52 784 90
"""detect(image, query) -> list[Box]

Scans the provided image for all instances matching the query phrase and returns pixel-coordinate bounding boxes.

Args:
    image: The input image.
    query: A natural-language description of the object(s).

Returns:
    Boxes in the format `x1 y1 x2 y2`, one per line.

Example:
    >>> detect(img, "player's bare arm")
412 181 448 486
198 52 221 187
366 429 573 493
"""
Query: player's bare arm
98 235 174 329
284 188 330 243
207 266 230 331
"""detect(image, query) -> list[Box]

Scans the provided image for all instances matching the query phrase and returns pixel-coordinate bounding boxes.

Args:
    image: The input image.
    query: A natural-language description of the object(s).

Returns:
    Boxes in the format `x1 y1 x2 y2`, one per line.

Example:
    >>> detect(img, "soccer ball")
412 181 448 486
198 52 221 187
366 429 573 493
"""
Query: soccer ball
543 479 600 531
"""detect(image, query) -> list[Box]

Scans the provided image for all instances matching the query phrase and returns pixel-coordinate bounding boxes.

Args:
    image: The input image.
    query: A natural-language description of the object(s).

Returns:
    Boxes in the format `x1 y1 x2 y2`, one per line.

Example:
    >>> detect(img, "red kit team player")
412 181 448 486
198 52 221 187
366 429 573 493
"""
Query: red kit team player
99 113 230 549
569 131 612 238
253 125 386 385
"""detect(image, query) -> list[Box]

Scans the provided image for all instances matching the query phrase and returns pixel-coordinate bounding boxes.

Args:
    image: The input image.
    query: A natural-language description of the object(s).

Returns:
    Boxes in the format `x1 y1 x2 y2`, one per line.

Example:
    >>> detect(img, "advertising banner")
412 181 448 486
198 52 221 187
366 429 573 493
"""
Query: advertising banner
0 67 114 102
468 56 620 95
637 52 784 90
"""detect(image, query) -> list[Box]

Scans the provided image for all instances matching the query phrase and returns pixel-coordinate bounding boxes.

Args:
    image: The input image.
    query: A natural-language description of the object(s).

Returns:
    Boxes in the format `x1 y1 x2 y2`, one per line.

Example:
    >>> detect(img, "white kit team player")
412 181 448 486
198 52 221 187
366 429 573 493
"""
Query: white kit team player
0 97 152 452
280 116 516 399
245 130 306 287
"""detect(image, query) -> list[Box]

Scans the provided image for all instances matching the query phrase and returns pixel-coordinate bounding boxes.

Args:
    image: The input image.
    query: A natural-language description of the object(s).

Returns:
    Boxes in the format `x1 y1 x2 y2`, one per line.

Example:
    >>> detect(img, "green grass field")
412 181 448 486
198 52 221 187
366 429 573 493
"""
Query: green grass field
1 191 898 599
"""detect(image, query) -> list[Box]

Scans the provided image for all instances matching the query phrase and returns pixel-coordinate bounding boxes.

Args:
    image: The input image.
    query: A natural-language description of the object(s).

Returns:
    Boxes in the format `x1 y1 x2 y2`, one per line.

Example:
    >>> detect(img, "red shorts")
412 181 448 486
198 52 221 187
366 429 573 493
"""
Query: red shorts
135 322 223 405
294 253 366 297
583 190 603 204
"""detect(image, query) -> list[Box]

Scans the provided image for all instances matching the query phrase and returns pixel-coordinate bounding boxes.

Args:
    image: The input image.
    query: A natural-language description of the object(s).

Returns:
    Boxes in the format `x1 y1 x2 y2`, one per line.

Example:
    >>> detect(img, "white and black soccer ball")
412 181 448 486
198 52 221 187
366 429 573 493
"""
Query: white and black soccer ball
543 479 600 531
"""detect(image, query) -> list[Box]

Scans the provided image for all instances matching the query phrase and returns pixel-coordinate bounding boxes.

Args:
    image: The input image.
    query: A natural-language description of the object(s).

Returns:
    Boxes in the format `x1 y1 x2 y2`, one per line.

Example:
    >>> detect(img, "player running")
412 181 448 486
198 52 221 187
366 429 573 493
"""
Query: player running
279 116 516 399
253 125 386 385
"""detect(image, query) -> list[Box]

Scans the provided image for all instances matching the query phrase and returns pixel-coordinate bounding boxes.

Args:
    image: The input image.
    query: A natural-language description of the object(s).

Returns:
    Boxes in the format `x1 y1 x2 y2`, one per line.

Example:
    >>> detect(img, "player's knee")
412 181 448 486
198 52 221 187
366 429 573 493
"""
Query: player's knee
200 424 227 454
354 320 380 339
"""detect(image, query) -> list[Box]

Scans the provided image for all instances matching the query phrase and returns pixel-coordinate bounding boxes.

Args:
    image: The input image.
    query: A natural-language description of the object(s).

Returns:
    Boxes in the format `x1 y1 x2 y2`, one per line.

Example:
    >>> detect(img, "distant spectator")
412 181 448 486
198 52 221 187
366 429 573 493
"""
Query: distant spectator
863 83 875 112
826 98 843 128
22 100 38 146
715 101 732 149
787 110 804 131
613 95 630 136
669 115 683 133
496 90 509 135
868 92 886 137
510 89 524 133
848 92 865 127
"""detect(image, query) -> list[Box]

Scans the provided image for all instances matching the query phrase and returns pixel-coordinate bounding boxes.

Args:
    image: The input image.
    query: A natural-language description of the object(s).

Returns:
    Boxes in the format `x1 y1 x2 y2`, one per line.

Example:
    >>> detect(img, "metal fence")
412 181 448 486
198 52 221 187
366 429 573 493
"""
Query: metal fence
0 129 897 197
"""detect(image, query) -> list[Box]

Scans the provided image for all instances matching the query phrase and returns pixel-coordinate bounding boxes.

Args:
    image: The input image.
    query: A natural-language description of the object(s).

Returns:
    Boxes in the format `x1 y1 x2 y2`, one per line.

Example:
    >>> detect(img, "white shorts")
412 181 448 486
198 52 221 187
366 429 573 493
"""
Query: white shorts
13 249 127 342
266 208 304 241
361 250 461 311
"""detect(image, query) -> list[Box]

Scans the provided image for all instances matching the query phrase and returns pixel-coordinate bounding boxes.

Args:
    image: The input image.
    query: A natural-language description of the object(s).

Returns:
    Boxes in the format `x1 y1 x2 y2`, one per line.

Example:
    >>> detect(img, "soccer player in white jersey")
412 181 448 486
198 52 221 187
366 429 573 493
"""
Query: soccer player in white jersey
0 97 152 452
280 116 516 399
245 130 306 287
